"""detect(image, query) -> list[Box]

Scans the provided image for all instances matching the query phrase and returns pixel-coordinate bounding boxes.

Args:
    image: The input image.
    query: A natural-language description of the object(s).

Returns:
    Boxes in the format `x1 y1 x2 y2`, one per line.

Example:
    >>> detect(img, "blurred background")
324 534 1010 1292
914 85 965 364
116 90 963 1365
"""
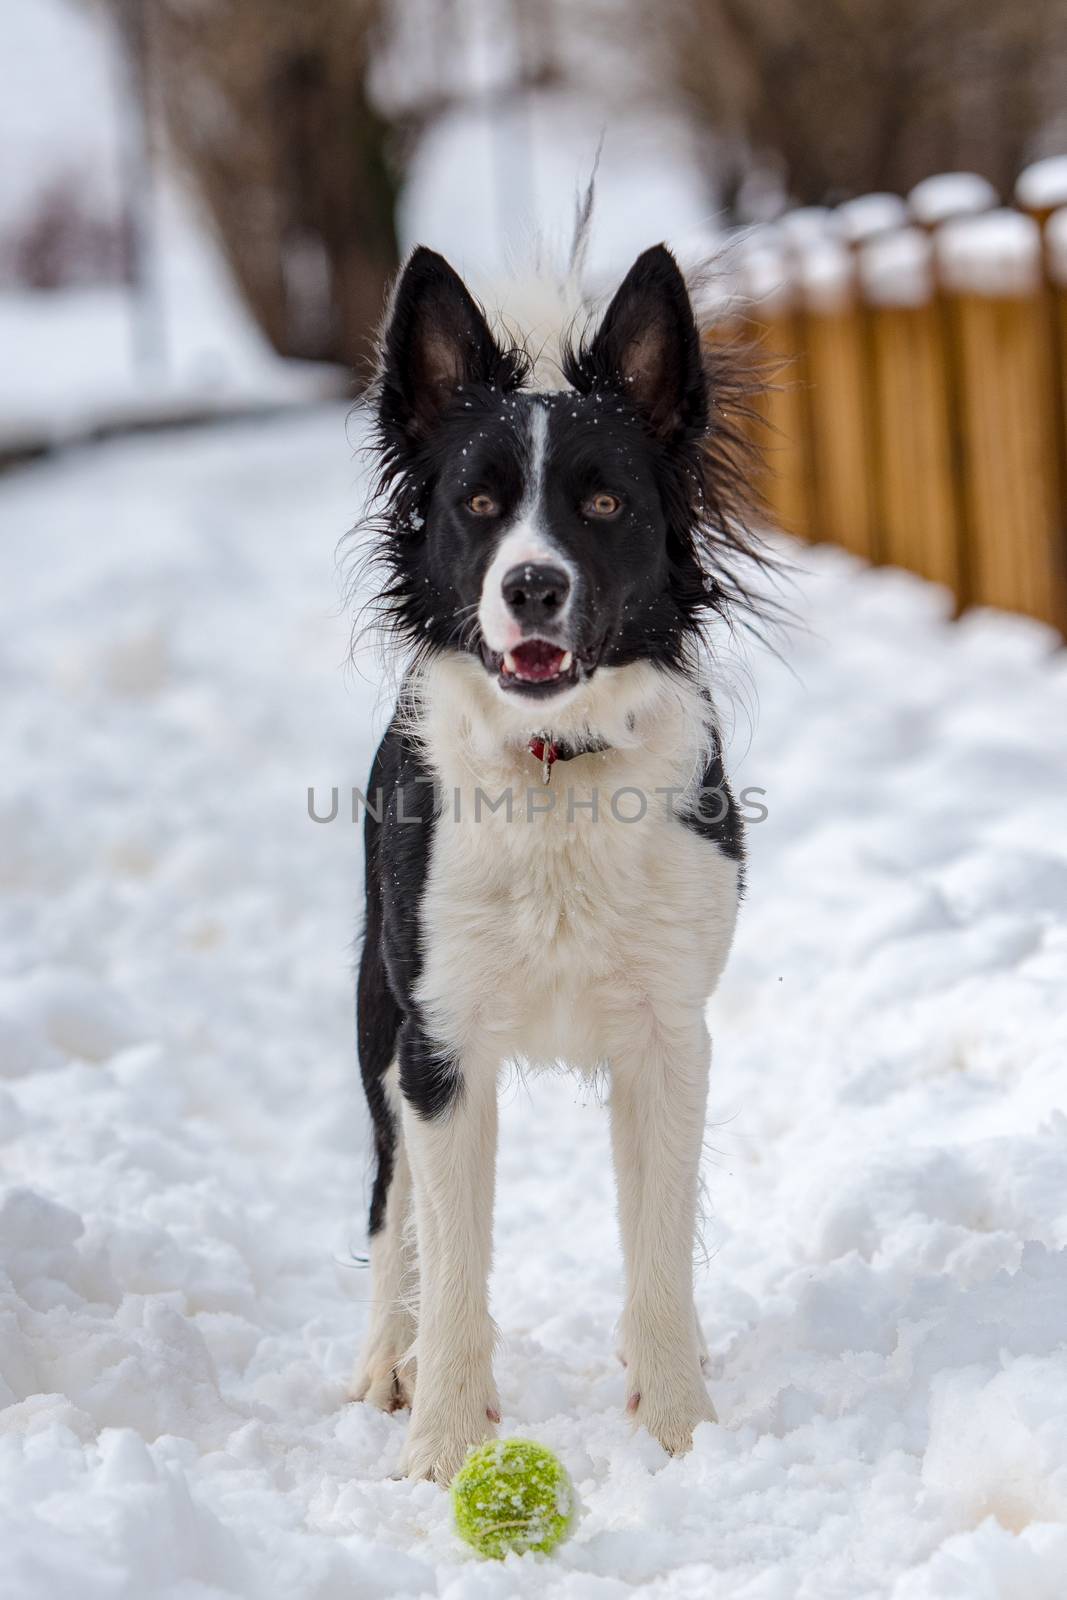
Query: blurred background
2 0 1067 625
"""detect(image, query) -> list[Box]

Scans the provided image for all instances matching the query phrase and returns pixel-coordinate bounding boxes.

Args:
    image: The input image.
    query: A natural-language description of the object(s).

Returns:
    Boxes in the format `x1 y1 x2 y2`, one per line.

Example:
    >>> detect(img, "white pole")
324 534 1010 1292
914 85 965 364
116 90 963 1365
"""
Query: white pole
113 0 166 378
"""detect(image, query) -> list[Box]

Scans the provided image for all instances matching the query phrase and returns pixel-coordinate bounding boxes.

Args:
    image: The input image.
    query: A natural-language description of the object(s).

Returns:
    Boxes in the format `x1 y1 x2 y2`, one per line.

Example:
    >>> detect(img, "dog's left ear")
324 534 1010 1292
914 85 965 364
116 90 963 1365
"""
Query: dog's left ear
379 246 508 442
581 245 707 440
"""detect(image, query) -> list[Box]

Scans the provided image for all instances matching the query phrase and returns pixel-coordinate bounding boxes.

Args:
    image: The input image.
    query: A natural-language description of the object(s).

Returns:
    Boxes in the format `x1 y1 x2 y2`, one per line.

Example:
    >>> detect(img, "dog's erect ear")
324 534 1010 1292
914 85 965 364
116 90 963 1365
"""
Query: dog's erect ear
380 247 506 440
581 245 707 439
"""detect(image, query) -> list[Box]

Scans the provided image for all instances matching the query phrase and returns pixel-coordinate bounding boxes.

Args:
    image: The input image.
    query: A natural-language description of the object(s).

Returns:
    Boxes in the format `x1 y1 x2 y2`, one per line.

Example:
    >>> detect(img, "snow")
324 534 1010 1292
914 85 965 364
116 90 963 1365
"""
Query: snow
908 174 999 226
0 189 338 446
777 206 838 250
859 228 935 308
1015 156 1067 214
835 193 909 245
936 210 1043 297
2 409 1066 1595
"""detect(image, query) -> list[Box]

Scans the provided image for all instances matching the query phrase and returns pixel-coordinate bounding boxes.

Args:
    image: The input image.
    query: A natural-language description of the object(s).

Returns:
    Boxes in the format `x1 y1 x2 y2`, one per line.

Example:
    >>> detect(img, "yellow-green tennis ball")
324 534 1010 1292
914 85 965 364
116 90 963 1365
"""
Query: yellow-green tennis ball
451 1439 576 1559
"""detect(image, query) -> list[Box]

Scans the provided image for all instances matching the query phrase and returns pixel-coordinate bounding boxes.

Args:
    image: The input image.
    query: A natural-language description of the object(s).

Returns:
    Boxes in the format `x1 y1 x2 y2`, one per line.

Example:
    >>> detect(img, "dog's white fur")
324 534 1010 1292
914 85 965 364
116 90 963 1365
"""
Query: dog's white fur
353 654 739 1481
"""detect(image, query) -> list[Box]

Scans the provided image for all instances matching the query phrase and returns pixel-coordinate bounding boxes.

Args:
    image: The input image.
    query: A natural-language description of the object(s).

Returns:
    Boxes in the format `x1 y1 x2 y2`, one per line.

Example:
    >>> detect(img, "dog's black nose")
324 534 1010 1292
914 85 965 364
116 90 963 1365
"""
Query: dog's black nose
501 562 571 626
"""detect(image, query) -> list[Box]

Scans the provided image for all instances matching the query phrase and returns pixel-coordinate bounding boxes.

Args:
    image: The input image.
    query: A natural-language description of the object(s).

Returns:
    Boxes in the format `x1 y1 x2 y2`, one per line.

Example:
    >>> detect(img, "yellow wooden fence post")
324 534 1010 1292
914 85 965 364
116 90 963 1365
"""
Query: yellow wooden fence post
1048 209 1067 474
1017 160 1067 587
796 236 878 561
858 228 961 601
937 210 1066 628
904 173 997 612
735 239 813 540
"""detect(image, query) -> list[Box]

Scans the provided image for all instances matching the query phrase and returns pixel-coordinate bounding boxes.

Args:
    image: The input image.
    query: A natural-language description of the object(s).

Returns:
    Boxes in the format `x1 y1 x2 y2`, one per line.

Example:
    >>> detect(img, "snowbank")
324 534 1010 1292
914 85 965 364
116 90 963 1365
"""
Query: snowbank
1 412 1066 1596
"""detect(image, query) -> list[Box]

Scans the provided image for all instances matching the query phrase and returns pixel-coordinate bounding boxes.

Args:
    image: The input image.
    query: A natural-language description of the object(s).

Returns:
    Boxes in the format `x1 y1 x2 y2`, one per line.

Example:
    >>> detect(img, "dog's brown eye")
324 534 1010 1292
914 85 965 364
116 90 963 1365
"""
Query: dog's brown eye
584 492 622 518
466 493 499 516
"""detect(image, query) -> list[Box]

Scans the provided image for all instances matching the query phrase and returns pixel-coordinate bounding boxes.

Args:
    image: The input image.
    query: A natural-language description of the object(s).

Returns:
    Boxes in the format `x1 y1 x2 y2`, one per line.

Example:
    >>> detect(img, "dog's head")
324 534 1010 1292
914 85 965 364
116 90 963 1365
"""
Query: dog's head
366 243 765 711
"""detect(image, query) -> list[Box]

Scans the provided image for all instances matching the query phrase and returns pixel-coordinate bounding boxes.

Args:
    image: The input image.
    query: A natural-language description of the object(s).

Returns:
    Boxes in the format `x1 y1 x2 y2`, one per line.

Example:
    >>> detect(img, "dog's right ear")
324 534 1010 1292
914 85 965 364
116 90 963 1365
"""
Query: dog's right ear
575 245 707 441
379 247 506 442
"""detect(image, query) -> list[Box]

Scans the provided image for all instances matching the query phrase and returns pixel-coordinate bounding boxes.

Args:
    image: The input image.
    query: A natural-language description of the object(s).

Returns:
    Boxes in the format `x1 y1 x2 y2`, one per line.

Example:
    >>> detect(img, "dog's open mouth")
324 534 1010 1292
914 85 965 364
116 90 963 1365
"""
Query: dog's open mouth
505 639 573 683
481 639 582 697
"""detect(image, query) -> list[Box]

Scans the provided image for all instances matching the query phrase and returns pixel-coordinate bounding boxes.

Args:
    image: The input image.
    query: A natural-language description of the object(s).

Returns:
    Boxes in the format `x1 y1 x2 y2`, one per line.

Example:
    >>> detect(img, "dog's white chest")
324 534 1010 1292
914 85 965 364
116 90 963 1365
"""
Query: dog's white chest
411 661 741 1071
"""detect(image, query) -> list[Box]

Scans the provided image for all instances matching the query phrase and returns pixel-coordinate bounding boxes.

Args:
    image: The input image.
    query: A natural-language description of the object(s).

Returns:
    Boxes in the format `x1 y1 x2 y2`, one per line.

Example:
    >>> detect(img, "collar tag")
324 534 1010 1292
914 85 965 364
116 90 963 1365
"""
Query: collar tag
528 735 557 785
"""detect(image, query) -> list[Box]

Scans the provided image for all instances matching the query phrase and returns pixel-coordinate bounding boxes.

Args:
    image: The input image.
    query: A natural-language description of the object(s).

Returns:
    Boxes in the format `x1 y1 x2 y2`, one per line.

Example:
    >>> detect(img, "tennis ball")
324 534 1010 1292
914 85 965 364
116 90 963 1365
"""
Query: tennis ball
451 1438 576 1559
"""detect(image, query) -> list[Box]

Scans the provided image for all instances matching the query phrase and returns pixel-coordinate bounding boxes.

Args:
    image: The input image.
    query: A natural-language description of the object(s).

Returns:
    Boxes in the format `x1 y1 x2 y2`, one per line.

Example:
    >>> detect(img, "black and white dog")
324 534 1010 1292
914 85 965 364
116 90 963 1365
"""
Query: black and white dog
349 242 767 1482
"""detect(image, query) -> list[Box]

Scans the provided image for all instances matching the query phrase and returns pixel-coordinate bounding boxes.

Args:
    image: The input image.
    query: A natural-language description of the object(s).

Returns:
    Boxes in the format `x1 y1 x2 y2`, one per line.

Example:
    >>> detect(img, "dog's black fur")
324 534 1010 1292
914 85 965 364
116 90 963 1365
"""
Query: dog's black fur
359 246 773 672
355 242 772 1229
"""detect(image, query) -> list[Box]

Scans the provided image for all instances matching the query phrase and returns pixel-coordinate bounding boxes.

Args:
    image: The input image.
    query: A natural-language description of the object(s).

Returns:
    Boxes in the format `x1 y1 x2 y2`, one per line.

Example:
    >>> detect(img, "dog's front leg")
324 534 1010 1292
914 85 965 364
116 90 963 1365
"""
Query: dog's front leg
399 1026 499 1483
610 1012 717 1455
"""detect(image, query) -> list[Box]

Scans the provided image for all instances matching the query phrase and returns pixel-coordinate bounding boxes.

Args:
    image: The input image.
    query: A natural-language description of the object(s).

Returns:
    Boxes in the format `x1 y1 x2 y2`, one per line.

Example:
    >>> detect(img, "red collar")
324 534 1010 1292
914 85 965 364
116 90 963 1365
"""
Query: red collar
528 734 558 770
527 734 610 784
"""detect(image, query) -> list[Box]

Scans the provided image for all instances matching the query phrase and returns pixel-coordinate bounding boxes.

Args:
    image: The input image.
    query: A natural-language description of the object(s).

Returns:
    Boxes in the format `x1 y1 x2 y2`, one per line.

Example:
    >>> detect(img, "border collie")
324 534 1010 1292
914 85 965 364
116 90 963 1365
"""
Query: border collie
349 241 768 1482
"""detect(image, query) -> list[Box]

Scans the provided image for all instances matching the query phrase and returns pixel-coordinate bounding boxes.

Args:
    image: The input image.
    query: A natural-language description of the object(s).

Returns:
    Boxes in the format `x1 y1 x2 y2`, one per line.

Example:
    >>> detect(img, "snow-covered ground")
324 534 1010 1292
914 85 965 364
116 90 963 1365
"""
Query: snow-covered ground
2 410 1067 1598
0 192 340 448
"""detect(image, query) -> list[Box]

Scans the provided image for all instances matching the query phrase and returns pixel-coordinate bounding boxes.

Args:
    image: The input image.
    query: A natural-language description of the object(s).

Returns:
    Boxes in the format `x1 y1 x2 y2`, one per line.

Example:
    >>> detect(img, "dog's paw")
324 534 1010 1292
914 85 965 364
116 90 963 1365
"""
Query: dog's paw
401 1395 500 1483
626 1372 717 1456
348 1345 416 1413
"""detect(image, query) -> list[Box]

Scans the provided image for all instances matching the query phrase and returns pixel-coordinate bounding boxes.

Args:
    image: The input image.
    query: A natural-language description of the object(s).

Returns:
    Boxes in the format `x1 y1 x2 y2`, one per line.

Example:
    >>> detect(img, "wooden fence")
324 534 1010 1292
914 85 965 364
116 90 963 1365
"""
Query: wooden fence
718 159 1067 632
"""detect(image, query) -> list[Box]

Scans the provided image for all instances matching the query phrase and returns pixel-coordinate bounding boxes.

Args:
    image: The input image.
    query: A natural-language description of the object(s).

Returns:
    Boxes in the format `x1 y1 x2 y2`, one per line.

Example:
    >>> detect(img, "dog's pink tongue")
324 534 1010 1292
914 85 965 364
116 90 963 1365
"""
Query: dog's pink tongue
511 640 566 681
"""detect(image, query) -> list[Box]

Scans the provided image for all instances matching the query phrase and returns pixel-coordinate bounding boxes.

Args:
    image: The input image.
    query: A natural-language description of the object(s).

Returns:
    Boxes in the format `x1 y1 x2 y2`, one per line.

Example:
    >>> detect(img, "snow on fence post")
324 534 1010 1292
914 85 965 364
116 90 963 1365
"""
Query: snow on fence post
1016 158 1067 231
734 237 813 540
907 173 998 231
835 194 908 250
794 234 879 561
858 227 961 598
936 210 1065 628
776 208 836 252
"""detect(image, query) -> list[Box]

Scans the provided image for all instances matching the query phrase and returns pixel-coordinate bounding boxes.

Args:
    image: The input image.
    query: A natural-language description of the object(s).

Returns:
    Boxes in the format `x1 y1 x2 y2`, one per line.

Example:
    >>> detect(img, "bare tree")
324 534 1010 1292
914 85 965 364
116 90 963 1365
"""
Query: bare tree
646 0 1067 210
144 0 400 370
136 0 567 372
